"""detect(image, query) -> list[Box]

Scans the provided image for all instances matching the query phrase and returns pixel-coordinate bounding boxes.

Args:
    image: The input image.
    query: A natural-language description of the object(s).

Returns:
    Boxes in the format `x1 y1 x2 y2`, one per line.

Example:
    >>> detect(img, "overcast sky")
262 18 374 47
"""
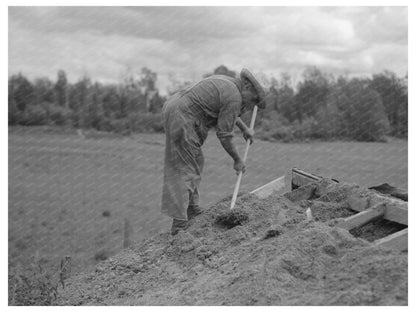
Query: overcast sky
8 6 408 94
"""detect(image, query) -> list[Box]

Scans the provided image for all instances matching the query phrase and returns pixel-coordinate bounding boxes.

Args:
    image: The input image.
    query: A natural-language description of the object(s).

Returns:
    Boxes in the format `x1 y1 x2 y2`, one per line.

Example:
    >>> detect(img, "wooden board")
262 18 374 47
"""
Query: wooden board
374 194 408 226
347 195 408 226
291 168 322 190
374 228 408 251
338 203 386 231
250 176 287 199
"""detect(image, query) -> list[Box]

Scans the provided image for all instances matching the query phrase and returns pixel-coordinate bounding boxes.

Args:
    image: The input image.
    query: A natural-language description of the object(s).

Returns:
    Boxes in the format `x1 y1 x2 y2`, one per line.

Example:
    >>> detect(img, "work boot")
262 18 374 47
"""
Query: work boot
187 205 203 220
171 219 188 235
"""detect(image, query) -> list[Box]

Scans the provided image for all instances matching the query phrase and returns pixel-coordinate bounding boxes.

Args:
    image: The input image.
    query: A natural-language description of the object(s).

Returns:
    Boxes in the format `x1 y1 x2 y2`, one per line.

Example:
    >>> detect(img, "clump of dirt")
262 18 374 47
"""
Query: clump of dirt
315 182 360 202
56 181 407 306
262 224 285 240
310 201 356 222
215 209 249 228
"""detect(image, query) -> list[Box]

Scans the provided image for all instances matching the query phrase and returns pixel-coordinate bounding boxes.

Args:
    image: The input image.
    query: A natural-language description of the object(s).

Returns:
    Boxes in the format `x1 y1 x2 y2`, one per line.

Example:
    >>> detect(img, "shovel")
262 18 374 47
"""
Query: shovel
230 105 258 209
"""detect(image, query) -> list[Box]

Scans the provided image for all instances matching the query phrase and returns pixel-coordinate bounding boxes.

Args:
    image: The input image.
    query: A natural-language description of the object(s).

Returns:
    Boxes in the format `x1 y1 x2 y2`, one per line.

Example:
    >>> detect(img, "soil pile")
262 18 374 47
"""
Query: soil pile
57 180 407 305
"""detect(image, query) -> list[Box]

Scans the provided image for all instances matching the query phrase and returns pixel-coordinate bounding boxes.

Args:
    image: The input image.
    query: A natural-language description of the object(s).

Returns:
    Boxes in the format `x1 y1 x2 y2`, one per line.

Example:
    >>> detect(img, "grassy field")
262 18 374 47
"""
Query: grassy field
8 126 407 273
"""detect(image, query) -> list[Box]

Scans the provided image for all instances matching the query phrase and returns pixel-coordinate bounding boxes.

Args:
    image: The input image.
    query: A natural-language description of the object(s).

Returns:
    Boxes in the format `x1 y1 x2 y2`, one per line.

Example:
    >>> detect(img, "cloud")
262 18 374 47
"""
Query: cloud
8 6 408 93
9 18 189 83
9 7 259 43
260 8 356 46
322 6 407 45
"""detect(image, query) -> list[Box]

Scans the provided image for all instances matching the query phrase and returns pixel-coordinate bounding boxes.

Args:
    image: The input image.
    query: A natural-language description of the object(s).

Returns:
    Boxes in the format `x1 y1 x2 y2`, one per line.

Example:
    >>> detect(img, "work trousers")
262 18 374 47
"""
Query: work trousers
161 94 207 220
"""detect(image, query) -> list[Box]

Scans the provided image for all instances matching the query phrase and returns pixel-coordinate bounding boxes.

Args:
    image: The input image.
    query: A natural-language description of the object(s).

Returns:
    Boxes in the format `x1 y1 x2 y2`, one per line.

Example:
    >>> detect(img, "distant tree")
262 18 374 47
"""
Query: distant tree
326 78 390 141
147 92 165 114
167 72 191 95
139 67 159 112
55 70 69 108
314 76 347 139
9 73 34 112
397 75 408 137
275 73 296 122
369 71 408 137
8 76 19 125
118 66 158 114
295 67 331 122
258 76 277 114
33 77 55 105
87 82 104 129
69 76 91 128
118 67 143 115
101 84 119 118
139 67 157 92
265 85 279 113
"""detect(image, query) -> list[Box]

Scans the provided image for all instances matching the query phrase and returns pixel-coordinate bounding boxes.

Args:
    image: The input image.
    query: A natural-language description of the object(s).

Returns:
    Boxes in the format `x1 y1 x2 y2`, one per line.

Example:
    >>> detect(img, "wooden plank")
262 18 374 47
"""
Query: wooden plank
374 228 408 251
384 203 408 226
250 176 288 199
372 194 408 226
292 168 322 190
347 194 408 225
292 168 323 181
337 203 386 231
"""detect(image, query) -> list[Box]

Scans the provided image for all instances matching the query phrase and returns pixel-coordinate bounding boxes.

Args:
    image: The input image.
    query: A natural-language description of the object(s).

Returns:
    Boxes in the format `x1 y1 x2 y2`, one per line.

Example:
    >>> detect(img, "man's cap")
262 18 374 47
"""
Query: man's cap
240 68 269 109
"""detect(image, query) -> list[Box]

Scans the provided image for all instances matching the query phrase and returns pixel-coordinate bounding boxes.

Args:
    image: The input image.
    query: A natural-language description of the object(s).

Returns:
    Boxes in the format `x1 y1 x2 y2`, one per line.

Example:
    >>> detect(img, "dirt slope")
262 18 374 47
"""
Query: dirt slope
56 180 407 306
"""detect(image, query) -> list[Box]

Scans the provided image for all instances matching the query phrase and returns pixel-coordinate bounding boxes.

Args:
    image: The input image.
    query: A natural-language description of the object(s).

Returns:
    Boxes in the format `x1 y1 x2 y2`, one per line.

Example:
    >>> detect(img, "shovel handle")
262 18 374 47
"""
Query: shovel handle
230 105 258 209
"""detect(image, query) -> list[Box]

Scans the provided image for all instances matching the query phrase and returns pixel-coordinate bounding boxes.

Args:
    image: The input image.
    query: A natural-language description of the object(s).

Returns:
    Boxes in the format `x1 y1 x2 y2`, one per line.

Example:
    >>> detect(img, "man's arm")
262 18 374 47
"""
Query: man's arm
218 136 245 174
236 117 255 144
235 117 248 132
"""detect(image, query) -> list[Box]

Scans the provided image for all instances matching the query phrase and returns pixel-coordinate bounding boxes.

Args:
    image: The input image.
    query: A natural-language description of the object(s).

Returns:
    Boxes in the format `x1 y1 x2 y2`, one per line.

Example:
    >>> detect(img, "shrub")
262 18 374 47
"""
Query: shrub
9 265 58 306
9 108 24 126
128 113 164 133
110 118 130 134
46 105 73 126
15 103 74 127
256 112 296 142
19 105 48 126
96 117 113 132
292 117 319 140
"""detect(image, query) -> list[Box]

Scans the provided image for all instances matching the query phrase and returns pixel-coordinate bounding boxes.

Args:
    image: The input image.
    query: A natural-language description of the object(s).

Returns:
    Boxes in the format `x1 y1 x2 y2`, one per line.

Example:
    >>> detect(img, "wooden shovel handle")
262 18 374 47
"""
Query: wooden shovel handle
230 105 258 209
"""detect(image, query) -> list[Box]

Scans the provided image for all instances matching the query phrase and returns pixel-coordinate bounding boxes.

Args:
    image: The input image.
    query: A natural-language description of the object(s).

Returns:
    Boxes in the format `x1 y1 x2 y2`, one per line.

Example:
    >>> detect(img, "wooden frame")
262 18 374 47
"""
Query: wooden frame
250 175 287 199
291 167 322 190
337 203 386 231
289 168 408 251
374 228 408 251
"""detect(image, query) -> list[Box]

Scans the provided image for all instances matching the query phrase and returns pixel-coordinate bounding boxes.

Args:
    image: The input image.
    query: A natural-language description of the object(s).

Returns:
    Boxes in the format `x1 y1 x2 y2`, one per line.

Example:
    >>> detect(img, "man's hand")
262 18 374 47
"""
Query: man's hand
243 128 255 145
233 159 246 175
217 136 246 175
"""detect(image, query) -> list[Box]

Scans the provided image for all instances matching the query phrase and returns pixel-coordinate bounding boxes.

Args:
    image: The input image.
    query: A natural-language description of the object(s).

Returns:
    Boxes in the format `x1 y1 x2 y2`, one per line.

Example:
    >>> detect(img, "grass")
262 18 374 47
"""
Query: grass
8 126 407 275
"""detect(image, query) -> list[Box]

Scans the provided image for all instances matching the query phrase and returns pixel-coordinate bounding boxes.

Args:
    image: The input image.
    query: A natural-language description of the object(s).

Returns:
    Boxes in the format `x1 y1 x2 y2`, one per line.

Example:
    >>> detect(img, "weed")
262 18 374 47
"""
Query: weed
8 256 72 306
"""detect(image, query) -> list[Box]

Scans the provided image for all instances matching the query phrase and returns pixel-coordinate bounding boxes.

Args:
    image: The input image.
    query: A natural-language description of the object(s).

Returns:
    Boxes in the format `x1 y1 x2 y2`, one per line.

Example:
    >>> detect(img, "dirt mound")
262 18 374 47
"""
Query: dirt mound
56 181 407 305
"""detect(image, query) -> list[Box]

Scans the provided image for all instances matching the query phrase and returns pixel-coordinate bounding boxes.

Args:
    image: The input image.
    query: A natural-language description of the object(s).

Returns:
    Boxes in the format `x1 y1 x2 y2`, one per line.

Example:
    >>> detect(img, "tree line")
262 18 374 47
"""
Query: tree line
8 65 407 142
9 67 166 134
257 67 407 142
